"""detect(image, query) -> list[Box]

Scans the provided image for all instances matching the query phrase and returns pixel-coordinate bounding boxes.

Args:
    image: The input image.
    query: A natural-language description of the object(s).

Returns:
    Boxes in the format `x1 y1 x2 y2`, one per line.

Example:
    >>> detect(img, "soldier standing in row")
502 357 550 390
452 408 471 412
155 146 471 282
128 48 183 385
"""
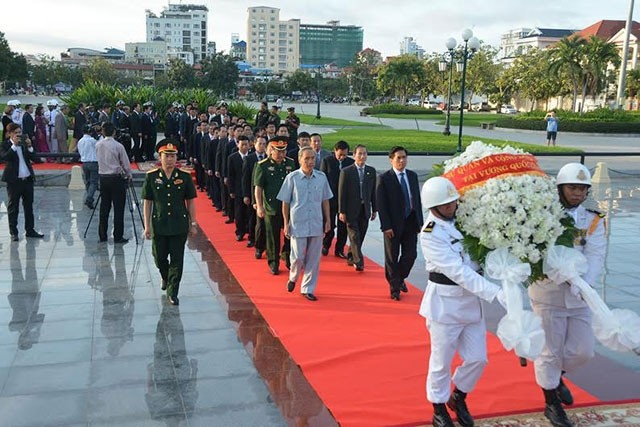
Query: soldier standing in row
253 136 294 275
142 140 198 306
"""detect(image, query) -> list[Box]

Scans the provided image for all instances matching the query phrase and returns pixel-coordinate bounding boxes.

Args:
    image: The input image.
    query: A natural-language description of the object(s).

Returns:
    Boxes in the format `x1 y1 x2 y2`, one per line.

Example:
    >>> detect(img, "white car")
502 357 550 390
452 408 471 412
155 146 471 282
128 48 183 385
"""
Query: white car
500 104 517 114
423 101 439 109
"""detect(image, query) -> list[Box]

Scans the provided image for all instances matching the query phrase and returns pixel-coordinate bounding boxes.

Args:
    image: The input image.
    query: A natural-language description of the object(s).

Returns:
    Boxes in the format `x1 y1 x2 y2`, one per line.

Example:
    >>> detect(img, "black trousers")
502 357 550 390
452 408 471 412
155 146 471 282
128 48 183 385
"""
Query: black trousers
234 196 249 237
142 134 155 160
99 176 126 241
383 211 418 295
6 178 35 236
248 207 265 250
346 205 369 268
207 174 221 208
323 203 347 253
264 212 290 269
131 135 143 161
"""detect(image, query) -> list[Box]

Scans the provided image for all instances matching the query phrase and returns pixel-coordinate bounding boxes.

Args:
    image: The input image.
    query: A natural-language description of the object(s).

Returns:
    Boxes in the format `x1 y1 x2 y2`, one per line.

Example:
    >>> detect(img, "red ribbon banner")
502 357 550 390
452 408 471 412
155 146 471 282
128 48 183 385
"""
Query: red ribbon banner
443 153 545 194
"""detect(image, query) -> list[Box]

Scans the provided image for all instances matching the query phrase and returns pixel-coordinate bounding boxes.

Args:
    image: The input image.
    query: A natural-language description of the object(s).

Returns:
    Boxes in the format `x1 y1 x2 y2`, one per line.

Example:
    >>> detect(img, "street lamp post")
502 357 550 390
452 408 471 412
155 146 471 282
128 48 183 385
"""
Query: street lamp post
439 37 457 136
315 66 322 119
456 29 480 152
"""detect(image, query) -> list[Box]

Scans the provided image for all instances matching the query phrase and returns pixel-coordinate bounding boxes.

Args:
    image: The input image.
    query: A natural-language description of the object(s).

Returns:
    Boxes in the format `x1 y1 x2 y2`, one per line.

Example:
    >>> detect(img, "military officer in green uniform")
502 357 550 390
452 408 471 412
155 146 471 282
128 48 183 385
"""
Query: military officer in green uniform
142 139 198 305
254 136 295 275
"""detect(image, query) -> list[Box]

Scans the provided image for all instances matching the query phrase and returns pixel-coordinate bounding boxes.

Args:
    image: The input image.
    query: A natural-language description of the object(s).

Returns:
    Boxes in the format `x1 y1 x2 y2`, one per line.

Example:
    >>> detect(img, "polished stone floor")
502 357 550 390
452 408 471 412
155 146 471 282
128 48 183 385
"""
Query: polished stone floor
0 178 639 426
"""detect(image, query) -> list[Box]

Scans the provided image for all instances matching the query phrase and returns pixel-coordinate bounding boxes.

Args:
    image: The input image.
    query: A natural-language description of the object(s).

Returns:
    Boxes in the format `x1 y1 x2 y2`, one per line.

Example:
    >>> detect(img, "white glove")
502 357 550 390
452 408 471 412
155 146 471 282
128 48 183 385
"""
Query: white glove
496 289 507 309
569 283 583 300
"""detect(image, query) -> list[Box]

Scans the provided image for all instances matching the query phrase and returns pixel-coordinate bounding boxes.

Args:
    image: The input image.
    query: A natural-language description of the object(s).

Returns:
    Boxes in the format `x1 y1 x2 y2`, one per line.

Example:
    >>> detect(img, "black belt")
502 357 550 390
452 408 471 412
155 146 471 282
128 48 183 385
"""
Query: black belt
18 176 32 181
100 174 123 178
429 272 458 286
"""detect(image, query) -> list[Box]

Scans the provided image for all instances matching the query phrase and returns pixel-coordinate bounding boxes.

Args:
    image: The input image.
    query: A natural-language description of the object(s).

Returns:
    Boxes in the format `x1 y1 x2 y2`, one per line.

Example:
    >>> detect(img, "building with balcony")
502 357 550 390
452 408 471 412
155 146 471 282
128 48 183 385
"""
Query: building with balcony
125 41 167 66
499 27 575 65
145 3 209 63
399 37 424 58
246 6 300 73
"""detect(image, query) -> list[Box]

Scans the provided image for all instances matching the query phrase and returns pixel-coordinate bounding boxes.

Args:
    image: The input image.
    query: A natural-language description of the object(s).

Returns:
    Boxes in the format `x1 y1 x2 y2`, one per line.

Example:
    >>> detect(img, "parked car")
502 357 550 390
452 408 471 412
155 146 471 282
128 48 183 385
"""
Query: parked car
500 104 518 114
451 102 470 111
407 98 421 106
423 101 439 109
471 102 490 112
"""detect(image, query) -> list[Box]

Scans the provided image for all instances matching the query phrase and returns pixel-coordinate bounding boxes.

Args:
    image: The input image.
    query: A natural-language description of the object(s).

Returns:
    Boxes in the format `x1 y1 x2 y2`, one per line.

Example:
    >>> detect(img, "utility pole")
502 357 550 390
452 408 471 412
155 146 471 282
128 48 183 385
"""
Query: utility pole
616 0 635 109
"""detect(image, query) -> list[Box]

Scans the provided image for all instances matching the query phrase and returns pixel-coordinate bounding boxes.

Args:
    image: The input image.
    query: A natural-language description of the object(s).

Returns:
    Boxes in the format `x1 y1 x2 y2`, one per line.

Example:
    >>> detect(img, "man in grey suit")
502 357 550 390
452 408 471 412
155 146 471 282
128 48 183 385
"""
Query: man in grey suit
338 144 377 271
376 146 423 301
311 133 331 170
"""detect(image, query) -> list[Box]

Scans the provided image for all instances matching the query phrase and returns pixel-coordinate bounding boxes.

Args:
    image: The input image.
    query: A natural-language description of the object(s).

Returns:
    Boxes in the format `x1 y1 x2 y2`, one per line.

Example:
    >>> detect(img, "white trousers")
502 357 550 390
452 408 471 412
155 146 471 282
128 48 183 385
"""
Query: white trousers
426 318 488 404
531 303 594 389
289 235 323 294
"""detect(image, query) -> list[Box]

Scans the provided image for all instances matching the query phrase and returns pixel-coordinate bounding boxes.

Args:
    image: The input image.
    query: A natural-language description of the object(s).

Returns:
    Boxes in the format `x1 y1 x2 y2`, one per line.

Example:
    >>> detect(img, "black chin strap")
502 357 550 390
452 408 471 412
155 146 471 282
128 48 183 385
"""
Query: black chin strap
434 206 456 222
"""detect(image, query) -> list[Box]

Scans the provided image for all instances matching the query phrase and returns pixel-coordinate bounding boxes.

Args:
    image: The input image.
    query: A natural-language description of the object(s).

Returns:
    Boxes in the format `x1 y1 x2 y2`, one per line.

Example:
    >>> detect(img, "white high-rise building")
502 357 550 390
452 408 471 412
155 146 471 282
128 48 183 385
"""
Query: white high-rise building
145 3 209 64
400 36 424 58
246 6 300 73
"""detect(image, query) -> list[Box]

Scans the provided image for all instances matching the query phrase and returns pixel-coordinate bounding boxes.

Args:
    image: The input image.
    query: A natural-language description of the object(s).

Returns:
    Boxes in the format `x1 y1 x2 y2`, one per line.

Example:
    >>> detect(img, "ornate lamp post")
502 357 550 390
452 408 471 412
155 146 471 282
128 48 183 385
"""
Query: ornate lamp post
315 66 322 119
456 29 480 152
439 37 457 136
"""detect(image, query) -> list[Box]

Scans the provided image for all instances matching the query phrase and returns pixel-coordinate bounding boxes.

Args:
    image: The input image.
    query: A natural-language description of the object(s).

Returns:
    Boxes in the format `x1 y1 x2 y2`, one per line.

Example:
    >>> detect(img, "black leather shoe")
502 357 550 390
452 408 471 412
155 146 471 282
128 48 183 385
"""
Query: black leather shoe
354 265 364 272
321 247 329 256
167 295 179 306
303 293 317 301
246 240 255 248
544 402 574 427
270 265 279 275
432 403 455 427
161 279 167 291
400 281 408 293
225 218 234 224
556 378 574 406
287 280 295 292
255 249 263 259
335 252 347 259
235 234 243 241
25 231 44 238
11 234 18 242
113 238 129 244
390 292 400 301
447 390 474 427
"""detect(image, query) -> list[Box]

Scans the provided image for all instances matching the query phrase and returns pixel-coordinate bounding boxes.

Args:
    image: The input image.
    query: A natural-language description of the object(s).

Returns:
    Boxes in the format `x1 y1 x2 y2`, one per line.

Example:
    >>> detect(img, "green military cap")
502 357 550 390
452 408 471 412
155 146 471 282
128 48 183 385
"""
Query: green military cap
268 136 288 151
156 138 179 154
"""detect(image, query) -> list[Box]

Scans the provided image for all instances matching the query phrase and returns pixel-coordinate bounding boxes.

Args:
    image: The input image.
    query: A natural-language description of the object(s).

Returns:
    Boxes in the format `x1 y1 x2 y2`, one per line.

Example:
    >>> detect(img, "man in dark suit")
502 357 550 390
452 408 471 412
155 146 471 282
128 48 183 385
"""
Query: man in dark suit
140 103 155 161
71 103 86 153
227 136 251 241
242 136 268 255
0 124 44 241
376 146 423 301
320 140 354 258
129 103 144 163
21 104 35 142
338 144 377 271
204 125 221 209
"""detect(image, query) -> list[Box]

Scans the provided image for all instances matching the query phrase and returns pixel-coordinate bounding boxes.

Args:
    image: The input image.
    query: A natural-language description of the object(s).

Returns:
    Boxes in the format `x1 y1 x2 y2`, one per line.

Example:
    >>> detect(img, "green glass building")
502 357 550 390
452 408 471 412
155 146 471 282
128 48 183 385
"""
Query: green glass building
299 21 363 68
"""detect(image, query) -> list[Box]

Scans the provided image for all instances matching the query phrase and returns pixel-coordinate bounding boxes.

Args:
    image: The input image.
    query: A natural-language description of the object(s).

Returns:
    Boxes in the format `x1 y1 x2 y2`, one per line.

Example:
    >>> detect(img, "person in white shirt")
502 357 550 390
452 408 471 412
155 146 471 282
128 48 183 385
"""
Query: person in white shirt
419 176 505 427
77 125 99 209
528 163 606 427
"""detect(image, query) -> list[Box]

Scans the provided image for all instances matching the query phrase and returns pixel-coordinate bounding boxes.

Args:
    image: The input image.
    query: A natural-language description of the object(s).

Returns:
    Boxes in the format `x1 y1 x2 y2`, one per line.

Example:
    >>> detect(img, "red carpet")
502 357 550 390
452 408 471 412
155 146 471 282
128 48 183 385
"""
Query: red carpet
194 195 602 426
0 162 145 171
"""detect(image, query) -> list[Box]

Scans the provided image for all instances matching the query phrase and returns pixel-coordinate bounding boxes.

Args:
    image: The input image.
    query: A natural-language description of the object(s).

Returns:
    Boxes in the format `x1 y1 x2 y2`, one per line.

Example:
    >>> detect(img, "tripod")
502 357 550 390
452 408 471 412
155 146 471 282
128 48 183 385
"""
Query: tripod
84 178 144 244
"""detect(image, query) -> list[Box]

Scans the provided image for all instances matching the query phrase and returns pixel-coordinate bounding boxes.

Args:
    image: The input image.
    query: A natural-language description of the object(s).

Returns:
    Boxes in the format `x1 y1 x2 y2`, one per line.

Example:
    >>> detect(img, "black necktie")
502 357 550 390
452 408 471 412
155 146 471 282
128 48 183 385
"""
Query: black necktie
400 172 412 217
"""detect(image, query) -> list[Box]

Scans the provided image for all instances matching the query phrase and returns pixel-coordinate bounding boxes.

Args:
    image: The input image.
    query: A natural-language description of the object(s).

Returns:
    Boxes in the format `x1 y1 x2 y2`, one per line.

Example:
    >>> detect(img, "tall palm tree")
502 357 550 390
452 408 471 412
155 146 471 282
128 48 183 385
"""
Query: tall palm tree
580 35 620 109
549 35 587 111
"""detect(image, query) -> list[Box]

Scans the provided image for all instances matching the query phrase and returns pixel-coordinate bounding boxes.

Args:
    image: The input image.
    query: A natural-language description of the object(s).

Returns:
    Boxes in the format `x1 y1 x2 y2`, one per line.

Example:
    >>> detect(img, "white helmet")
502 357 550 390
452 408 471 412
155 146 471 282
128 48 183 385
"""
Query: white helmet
7 100 20 106
421 176 460 209
556 163 591 186
46 99 58 107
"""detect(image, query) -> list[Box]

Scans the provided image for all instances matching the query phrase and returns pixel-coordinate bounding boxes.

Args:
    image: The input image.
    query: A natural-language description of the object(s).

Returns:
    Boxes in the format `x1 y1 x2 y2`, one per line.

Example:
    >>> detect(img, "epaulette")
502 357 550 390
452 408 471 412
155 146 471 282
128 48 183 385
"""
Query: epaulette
586 208 605 218
146 167 160 174
258 157 269 164
422 221 435 233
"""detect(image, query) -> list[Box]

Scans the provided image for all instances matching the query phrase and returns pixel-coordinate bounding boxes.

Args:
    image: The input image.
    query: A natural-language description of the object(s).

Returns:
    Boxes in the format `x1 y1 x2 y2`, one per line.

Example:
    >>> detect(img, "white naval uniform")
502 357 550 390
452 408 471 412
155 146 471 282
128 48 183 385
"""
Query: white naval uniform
11 108 23 125
44 108 59 152
528 205 606 389
419 212 502 404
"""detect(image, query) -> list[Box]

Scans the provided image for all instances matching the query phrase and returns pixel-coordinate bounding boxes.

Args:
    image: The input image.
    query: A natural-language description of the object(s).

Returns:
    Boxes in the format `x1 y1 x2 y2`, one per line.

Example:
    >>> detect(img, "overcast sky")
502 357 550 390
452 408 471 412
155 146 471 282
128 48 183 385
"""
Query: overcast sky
4 0 636 59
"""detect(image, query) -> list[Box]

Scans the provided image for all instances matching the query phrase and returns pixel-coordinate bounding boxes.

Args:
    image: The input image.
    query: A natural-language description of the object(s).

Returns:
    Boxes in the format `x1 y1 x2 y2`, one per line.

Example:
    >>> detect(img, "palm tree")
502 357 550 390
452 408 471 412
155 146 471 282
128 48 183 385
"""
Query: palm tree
580 35 620 110
549 35 587 111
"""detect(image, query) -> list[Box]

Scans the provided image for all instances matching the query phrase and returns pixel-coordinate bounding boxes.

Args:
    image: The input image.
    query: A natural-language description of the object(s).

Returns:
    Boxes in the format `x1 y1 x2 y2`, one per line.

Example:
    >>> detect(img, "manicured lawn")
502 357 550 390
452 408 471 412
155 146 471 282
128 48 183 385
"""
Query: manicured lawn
319 129 581 154
280 112 385 127
371 112 503 127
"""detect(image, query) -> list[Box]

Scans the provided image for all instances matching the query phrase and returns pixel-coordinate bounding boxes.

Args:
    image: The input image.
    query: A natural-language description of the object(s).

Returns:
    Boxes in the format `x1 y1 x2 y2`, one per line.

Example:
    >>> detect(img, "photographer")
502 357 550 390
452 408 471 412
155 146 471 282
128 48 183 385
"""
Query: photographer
96 122 132 243
544 111 559 146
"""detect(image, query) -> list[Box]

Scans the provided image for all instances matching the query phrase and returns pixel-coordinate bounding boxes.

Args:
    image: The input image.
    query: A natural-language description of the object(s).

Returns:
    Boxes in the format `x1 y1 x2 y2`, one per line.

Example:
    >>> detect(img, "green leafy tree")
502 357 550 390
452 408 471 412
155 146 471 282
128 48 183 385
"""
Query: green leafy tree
350 48 382 101
82 57 119 86
466 44 501 103
376 54 427 104
0 31 28 87
579 35 620 108
626 68 640 99
166 58 195 89
507 48 563 110
284 69 314 94
198 53 239 97
29 55 83 88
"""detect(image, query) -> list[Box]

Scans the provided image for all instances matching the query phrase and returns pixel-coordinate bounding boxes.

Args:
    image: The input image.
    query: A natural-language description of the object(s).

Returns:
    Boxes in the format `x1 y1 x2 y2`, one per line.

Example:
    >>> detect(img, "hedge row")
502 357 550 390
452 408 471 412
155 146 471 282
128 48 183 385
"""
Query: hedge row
361 103 443 115
496 117 640 133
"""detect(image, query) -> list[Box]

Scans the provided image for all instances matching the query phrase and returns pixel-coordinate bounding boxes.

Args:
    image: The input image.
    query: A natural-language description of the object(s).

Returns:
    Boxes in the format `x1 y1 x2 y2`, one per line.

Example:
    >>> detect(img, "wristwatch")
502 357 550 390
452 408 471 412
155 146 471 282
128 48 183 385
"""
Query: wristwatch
191 222 197 226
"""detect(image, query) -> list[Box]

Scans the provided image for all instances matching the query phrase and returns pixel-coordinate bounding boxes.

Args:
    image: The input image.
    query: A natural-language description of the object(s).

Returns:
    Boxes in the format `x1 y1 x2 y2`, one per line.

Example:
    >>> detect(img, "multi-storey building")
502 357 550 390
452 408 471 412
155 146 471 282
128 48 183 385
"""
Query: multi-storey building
246 6 300 73
499 27 575 65
125 41 167 66
299 21 363 68
399 37 424 58
145 3 209 64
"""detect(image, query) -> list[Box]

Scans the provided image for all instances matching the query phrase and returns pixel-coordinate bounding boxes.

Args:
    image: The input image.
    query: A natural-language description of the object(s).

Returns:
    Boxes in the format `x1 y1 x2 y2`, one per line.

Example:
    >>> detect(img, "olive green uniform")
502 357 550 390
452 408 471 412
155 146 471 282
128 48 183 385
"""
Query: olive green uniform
142 168 197 299
253 156 295 270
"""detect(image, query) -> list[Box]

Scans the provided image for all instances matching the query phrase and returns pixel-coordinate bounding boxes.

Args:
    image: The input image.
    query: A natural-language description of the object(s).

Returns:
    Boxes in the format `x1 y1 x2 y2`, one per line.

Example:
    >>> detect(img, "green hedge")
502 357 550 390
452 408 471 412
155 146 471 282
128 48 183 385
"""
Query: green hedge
361 103 443 115
496 116 640 133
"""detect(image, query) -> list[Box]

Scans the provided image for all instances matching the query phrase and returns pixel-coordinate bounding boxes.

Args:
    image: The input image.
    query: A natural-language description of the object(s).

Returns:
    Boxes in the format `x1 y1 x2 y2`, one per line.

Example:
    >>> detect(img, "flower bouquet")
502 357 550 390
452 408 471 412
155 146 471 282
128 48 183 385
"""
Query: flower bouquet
441 141 575 360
